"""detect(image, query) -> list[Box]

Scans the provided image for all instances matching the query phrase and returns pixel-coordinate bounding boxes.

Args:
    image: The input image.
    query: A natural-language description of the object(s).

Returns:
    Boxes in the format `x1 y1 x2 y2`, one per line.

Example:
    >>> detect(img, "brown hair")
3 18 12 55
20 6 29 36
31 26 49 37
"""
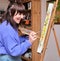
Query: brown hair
3 3 26 29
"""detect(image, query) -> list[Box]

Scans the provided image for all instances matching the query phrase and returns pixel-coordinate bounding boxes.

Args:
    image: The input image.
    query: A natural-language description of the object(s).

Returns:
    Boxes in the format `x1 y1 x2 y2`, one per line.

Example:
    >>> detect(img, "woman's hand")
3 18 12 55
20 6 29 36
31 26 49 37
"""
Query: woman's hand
29 31 37 44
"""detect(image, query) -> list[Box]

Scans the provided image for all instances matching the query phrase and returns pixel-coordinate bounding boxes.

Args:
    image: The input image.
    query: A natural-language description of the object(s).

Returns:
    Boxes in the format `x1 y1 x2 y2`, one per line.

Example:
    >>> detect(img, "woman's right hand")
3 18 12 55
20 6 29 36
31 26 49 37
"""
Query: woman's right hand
29 31 37 44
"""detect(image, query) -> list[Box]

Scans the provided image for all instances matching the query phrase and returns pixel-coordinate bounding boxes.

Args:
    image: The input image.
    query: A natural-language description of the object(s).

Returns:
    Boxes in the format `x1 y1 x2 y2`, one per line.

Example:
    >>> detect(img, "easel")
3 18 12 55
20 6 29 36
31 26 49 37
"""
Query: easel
37 0 59 61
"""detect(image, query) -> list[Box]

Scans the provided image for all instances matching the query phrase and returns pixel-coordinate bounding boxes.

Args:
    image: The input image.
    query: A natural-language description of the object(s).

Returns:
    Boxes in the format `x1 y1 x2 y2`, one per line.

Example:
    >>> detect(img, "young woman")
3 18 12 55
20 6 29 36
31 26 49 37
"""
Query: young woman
0 3 37 61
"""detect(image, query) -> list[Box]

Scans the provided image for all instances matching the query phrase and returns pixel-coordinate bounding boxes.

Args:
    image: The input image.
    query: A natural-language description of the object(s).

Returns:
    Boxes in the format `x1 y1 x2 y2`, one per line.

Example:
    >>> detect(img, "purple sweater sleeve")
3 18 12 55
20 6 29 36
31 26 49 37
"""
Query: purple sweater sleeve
3 34 32 56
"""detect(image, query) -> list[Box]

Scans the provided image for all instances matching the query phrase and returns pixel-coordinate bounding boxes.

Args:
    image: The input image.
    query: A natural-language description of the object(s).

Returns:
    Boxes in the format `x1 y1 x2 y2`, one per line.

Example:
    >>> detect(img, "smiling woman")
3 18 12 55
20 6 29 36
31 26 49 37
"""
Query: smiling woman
0 0 37 61
3 3 26 29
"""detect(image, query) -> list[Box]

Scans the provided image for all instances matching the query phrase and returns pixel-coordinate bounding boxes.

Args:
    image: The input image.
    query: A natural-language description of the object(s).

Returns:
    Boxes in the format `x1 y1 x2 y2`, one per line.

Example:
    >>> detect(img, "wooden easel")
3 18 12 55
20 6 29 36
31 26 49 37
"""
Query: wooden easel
37 0 59 61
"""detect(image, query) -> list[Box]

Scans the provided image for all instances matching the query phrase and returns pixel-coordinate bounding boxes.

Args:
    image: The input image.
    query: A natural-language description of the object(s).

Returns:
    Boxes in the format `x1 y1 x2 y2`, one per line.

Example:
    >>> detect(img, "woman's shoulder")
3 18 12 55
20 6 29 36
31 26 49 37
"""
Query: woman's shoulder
0 21 8 29
0 21 17 37
0 21 12 33
0 21 15 34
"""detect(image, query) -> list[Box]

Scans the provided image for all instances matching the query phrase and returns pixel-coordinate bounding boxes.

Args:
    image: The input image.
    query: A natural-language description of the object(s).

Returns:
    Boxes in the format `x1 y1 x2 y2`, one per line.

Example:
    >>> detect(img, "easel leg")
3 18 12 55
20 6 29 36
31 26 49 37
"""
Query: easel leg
52 27 60 56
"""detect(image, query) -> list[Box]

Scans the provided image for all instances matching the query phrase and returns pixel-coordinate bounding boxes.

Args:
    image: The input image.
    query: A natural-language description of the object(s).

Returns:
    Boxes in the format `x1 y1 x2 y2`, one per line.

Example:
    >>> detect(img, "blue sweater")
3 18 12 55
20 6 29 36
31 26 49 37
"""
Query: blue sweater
0 21 31 56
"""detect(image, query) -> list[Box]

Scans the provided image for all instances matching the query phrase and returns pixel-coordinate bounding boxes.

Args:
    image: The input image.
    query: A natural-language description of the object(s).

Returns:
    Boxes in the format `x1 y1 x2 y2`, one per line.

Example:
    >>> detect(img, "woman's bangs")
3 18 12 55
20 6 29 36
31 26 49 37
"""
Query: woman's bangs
16 4 26 14
17 10 26 14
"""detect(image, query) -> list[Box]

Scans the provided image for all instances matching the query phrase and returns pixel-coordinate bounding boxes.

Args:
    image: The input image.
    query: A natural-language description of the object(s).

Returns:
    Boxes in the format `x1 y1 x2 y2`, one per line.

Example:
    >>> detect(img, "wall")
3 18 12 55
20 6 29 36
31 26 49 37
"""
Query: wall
41 0 46 29
0 0 9 11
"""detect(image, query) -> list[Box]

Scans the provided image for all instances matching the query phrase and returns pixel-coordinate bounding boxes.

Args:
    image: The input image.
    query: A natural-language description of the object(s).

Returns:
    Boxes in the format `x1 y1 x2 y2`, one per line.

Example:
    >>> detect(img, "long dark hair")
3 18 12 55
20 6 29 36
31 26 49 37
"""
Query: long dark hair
3 3 25 29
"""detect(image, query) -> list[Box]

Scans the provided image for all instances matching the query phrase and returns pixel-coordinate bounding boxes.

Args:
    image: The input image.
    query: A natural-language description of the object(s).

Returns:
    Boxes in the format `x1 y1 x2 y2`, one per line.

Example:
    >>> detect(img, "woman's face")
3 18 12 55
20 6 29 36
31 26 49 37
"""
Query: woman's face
13 11 24 24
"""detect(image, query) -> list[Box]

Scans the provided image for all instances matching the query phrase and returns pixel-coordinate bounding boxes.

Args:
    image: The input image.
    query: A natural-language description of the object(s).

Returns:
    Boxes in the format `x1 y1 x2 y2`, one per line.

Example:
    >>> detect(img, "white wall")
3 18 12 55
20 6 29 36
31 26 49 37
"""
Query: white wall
0 0 9 11
41 0 46 29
